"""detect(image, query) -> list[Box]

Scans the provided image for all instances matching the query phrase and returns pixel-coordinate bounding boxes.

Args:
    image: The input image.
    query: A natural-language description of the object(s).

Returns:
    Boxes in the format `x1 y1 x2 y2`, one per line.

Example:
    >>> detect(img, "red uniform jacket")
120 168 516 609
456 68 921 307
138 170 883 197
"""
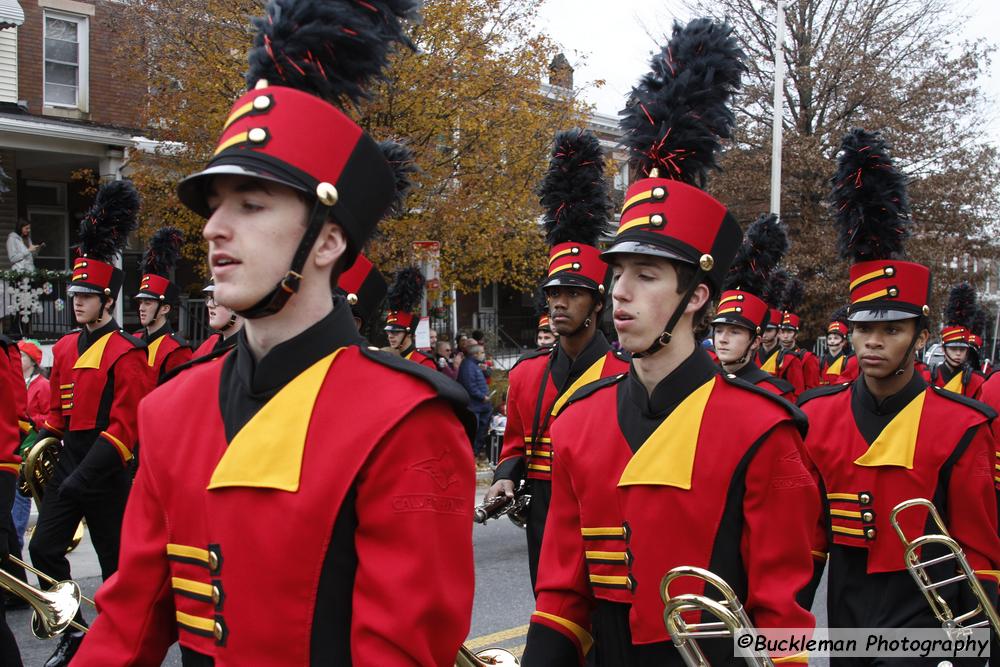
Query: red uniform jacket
138 324 193 383
403 346 438 370
0 340 21 479
2 336 28 435
931 362 986 399
523 350 818 664
42 323 149 464
193 333 237 360
76 308 476 667
793 348 821 390
820 351 859 385
799 379 999 580
496 336 628 484
975 373 1000 494
730 359 795 401
914 360 931 383
756 345 805 398
25 373 50 428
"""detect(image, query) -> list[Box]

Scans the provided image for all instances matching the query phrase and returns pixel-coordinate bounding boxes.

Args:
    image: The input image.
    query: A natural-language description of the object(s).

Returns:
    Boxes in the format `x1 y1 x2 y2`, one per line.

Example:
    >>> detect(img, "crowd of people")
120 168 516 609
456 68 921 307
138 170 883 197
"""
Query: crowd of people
0 2 996 667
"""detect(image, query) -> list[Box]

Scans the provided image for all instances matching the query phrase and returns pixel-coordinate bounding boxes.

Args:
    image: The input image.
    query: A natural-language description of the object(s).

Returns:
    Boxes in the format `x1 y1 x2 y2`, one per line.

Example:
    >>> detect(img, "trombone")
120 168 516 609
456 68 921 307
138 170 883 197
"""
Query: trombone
0 556 91 638
455 645 520 666
890 497 1000 638
661 566 773 667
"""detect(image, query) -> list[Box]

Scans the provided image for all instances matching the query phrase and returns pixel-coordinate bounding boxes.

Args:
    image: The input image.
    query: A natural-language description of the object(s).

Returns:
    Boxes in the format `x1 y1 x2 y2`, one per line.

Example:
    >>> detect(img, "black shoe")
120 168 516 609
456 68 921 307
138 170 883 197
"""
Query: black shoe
44 630 84 667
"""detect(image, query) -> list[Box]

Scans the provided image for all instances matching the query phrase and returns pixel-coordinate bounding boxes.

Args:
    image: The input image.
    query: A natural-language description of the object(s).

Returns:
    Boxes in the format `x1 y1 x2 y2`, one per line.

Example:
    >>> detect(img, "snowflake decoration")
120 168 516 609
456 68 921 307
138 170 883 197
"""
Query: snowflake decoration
11 278 43 323
42 282 53 296
54 298 65 312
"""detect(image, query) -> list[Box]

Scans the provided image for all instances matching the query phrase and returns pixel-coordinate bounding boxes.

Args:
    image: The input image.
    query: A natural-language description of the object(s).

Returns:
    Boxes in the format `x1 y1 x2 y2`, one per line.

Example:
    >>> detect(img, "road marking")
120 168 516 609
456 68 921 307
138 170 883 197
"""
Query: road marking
465 624 529 650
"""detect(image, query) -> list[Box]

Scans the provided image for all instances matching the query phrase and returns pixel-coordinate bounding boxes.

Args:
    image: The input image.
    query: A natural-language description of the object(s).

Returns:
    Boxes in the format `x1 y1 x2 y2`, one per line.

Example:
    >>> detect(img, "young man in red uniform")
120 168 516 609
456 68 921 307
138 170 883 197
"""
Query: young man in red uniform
820 306 859 385
485 129 628 591
932 283 987 398
135 226 193 382
756 268 806 397
192 279 244 359
75 2 476 665
0 335 23 666
32 179 149 666
712 213 795 400
798 129 999 666
521 21 820 666
778 278 821 390
384 266 437 369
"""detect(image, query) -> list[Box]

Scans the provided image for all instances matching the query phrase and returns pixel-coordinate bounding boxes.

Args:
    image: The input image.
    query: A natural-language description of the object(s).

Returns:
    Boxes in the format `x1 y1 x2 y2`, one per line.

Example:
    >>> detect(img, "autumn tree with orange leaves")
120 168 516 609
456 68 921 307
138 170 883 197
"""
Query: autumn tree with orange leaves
112 0 589 293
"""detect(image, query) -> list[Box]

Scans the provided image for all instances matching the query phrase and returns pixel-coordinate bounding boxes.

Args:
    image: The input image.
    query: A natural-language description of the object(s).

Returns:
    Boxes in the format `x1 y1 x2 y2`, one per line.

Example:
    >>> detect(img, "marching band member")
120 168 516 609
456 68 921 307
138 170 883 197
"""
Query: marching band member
757 267 806 397
712 213 795 400
0 335 22 666
335 254 386 339
192 279 244 359
384 266 437 369
485 129 628 591
135 227 193 382
75 1 476 664
931 283 987 398
778 277 821 391
521 20 820 665
820 306 859 385
32 180 149 666
798 129 1000 666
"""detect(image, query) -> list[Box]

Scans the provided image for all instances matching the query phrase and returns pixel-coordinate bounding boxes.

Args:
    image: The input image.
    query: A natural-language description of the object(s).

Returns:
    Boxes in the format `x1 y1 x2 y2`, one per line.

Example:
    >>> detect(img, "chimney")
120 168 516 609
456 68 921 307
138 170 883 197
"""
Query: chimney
549 53 574 90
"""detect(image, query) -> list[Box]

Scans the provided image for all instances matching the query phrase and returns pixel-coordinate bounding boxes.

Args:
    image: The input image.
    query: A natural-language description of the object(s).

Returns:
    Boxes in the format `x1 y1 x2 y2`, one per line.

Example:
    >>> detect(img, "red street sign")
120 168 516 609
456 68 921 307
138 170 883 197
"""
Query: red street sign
413 241 440 252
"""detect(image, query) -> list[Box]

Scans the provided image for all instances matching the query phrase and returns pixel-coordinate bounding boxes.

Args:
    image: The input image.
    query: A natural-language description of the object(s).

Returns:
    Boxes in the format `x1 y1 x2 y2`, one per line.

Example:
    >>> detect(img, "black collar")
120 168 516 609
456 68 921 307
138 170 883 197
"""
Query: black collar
731 360 771 385
400 344 416 358
143 321 173 343
623 347 718 418
78 319 119 355
233 299 364 396
551 329 611 390
935 361 963 383
851 370 927 444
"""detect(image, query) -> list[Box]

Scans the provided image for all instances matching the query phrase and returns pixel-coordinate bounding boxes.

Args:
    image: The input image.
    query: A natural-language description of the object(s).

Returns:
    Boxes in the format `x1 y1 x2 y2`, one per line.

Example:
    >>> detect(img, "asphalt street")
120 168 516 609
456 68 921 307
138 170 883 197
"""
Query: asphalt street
7 480 832 665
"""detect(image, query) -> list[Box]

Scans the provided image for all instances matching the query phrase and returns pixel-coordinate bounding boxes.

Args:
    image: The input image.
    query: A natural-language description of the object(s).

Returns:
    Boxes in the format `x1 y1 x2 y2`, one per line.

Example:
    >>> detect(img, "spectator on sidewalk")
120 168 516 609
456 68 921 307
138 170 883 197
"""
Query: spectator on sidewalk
458 344 492 462
435 340 459 380
5 219 40 273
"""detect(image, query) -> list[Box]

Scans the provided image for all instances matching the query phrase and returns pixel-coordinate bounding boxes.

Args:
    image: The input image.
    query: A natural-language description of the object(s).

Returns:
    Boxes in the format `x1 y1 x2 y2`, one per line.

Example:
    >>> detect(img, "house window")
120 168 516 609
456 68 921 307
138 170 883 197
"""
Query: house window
26 181 68 271
43 11 88 109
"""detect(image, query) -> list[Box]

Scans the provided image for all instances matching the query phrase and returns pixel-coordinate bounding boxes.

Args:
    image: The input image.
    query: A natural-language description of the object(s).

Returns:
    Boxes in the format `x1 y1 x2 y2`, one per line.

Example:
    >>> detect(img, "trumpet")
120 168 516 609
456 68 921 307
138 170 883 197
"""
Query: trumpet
661 566 773 667
455 644 520 666
19 436 85 552
0 556 91 638
890 497 1000 638
474 480 530 528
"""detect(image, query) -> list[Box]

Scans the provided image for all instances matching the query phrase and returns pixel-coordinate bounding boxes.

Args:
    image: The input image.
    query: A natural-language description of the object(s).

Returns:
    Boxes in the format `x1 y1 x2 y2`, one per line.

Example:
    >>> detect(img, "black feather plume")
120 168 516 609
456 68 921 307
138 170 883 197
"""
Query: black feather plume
378 140 417 217
246 0 418 109
781 277 806 313
619 18 746 186
539 129 612 246
829 305 850 326
764 268 789 308
141 227 184 278
723 213 787 296
533 288 550 319
78 180 141 263
944 283 977 328
386 265 425 313
831 128 911 263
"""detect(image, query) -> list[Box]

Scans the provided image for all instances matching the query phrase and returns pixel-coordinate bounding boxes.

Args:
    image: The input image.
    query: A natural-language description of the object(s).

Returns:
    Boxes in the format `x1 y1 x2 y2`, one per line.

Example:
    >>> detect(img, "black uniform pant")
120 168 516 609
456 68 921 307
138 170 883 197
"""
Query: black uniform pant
27 431 130 622
526 479 552 593
828 544 994 667
0 510 22 666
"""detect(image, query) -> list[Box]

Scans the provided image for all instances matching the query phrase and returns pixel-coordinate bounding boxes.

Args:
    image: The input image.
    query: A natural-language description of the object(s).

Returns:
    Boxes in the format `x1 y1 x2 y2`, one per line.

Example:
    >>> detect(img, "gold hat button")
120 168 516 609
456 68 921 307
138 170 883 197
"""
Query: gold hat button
316 182 339 206
347 293 358 305
652 186 666 199
211 585 221 606
650 214 664 226
248 127 267 143
253 95 271 111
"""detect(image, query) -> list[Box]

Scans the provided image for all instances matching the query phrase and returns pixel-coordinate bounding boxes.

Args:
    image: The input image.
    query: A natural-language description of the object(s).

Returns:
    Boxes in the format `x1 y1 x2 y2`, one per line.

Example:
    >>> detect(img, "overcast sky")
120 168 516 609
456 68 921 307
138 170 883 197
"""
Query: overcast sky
536 0 1000 134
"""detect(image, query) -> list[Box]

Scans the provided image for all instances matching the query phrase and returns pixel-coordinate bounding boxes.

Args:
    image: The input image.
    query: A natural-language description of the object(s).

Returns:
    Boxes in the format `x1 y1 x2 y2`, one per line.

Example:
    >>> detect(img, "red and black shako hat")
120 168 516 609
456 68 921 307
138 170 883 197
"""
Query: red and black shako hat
176 0 418 319
384 266 424 333
827 305 850 337
604 18 746 355
941 283 976 348
69 180 140 298
713 213 787 335
336 254 386 328
538 129 612 294
137 226 183 304
831 128 930 322
779 277 805 331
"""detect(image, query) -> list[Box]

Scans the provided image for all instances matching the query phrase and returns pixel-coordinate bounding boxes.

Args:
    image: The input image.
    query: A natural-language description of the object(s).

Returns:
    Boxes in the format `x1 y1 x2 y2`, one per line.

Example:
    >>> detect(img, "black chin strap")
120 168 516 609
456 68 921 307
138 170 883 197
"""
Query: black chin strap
219 313 238 333
238 199 332 320
632 269 706 359
893 331 921 377
734 334 759 367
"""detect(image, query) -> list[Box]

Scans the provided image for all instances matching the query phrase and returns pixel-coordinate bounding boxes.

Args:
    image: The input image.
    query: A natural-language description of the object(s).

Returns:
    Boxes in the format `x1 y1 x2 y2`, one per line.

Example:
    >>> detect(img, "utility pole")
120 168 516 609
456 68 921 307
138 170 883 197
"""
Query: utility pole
770 0 786 216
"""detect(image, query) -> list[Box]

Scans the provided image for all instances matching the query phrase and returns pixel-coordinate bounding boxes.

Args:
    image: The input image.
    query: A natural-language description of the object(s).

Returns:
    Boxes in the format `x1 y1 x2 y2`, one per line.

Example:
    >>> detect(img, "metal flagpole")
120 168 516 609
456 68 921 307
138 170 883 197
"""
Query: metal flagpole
770 0 786 215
